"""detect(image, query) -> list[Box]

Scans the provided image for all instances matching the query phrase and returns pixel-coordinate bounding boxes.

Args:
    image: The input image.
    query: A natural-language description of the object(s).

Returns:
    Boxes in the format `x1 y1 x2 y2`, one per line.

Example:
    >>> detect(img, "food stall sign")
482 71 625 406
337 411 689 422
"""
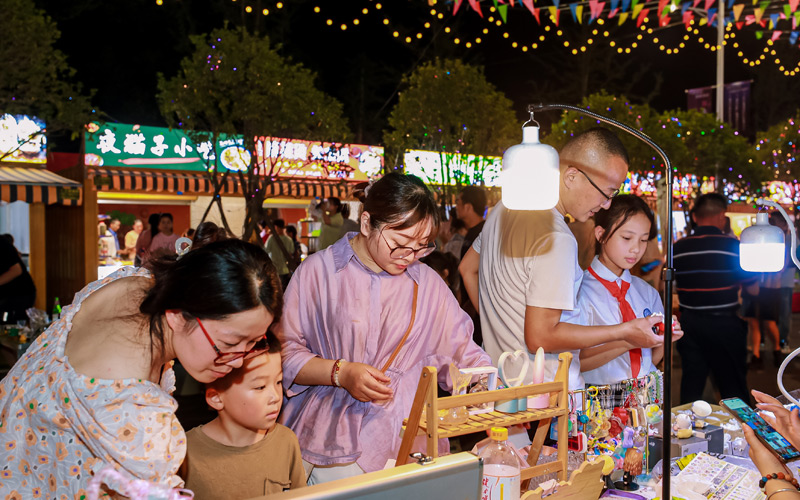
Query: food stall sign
0 114 46 164
254 137 384 181
84 122 249 173
403 150 502 187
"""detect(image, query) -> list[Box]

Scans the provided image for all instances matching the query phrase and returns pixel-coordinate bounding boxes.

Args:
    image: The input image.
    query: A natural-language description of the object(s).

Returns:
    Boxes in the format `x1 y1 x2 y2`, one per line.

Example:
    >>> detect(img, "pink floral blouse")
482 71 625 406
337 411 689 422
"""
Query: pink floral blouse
0 267 186 498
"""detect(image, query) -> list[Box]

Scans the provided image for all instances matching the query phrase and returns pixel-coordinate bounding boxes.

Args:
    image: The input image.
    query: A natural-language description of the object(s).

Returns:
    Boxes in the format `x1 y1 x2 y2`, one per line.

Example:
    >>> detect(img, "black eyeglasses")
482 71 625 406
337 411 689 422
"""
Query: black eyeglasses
380 231 435 259
576 168 621 201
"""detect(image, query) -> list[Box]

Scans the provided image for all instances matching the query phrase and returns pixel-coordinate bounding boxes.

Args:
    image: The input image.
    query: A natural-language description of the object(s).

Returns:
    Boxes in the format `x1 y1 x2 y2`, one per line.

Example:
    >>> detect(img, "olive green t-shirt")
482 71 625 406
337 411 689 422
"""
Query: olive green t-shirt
179 424 305 499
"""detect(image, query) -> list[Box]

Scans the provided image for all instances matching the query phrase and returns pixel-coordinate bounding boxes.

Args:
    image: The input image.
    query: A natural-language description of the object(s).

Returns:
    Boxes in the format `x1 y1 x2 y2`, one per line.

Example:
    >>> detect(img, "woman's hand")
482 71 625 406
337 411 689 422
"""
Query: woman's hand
753 390 800 451
339 361 393 403
743 424 792 477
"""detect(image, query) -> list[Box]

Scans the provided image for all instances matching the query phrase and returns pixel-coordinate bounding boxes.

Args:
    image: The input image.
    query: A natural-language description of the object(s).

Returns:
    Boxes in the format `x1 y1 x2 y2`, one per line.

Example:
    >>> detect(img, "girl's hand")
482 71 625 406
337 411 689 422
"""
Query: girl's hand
670 316 684 342
743 424 792 477
753 390 800 451
339 361 394 403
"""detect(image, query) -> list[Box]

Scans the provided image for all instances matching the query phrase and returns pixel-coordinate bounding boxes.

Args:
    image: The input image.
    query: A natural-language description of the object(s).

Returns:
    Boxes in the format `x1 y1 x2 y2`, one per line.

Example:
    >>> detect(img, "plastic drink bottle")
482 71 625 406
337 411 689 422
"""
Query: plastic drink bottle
480 427 521 500
52 297 62 322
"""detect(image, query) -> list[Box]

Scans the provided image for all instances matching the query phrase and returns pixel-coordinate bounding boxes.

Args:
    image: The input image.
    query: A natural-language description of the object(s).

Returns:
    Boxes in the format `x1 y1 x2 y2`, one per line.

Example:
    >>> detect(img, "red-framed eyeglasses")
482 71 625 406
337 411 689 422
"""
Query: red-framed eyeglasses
195 317 269 365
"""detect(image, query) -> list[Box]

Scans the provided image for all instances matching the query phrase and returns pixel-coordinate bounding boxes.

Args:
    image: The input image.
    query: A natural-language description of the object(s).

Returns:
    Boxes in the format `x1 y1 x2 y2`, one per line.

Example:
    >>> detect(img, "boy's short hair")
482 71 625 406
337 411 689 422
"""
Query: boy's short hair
206 330 282 393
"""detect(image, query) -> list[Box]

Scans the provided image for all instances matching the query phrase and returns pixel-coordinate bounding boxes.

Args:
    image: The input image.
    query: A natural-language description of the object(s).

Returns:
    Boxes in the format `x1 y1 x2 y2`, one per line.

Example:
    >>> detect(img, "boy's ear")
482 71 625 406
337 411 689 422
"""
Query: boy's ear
205 386 224 411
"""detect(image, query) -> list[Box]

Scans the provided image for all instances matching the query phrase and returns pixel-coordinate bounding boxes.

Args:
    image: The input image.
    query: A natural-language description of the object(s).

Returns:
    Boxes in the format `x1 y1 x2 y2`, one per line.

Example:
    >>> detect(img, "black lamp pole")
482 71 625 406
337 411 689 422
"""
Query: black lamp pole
529 103 675 500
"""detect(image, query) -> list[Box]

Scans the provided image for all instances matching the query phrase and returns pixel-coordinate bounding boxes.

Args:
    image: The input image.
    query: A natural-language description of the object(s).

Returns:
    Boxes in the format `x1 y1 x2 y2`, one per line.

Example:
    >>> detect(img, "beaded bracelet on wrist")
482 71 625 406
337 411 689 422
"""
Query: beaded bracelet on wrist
759 472 800 493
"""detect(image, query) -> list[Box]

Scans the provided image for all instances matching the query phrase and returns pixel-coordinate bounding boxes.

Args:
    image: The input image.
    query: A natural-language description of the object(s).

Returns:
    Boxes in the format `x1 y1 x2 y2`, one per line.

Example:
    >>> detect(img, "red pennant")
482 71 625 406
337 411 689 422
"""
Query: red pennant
609 7 619 17
637 7 650 26
772 29 783 40
453 0 464 14
709 12 717 24
736 21 744 28
533 6 541 22
467 0 484 16
791 0 800 12
704 0 714 10
658 0 669 17
661 14 670 25
693 0 702 8
523 0 536 15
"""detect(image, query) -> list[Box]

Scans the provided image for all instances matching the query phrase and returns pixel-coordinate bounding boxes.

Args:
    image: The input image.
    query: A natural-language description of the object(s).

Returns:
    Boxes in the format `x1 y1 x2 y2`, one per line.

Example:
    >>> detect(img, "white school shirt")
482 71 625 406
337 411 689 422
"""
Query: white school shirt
562 256 661 385
473 202 584 390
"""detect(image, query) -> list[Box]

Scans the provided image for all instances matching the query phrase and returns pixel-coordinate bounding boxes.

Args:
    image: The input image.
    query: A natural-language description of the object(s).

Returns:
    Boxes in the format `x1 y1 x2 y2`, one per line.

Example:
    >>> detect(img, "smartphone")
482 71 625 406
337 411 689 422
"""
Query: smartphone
720 397 800 462
640 259 662 273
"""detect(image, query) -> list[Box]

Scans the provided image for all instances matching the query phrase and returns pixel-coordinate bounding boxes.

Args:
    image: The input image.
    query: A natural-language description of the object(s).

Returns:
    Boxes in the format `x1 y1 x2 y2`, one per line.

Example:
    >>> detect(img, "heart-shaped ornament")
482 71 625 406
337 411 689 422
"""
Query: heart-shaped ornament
497 349 530 388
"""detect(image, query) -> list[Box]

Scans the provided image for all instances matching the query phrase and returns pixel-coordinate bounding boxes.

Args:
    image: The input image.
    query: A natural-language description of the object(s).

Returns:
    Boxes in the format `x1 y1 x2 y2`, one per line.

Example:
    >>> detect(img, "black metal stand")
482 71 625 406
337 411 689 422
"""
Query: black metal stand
529 103 675 500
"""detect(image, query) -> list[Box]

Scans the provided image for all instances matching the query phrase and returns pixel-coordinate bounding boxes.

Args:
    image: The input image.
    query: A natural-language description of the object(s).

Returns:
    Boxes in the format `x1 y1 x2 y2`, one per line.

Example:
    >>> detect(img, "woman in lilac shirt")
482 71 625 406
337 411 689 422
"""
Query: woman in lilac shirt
278 173 492 484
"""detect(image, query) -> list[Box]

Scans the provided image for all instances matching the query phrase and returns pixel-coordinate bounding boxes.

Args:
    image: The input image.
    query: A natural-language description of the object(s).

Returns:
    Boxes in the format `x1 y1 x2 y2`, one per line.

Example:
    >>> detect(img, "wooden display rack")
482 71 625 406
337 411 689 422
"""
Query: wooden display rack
396 352 572 484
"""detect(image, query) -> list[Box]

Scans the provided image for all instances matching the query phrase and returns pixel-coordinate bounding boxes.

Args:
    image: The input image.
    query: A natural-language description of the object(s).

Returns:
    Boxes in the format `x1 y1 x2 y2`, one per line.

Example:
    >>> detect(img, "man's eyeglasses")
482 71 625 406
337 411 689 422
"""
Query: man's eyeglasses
380 231 435 259
576 168 621 201
196 317 269 365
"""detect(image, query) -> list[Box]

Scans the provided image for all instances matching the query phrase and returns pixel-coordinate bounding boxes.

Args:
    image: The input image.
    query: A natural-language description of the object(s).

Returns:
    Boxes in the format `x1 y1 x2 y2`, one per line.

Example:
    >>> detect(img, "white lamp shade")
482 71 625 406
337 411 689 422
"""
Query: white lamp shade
501 126 560 210
739 212 785 272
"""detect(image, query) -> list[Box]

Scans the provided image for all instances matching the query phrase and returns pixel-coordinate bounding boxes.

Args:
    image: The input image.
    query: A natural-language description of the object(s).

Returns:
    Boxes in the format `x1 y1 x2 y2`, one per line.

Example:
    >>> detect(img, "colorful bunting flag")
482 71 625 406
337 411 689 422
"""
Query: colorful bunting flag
770 12 779 27
498 3 509 21
736 21 744 28
611 0 620 12
790 30 799 44
468 0 484 16
733 3 745 20
619 11 630 23
609 7 620 16
590 0 606 20
522 0 536 15
637 7 650 25
756 30 764 38
792 0 800 12
754 7 764 23
772 29 782 40
693 0 702 8
533 6 541 22
727 0 735 8
548 6 560 24
683 9 694 26
658 0 669 17
570 3 580 22
453 0 464 14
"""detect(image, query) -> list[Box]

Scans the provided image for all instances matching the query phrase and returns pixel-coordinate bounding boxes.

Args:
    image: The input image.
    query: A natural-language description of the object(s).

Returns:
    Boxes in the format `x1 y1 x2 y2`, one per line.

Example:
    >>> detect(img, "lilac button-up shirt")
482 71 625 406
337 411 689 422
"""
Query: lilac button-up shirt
278 233 492 473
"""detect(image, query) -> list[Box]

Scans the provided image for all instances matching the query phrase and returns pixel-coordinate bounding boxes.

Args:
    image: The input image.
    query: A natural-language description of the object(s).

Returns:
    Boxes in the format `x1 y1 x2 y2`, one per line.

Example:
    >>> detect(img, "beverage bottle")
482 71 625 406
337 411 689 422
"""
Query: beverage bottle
52 297 62 322
480 427 521 500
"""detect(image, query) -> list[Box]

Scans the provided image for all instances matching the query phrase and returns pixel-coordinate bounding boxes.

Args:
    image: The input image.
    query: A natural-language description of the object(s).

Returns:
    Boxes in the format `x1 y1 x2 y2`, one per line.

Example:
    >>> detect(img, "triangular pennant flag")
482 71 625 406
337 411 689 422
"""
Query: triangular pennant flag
548 6 560 24
756 29 764 38
736 21 744 28
632 0 640 11
681 1 691 14
619 11 630 23
704 0 715 10
770 12 779 27
609 7 619 16
611 0 620 12
570 3 580 22
658 0 669 17
693 0 702 8
637 7 650 25
498 3 509 21
700 15 708 23
754 7 764 22
533 6 541 22
467 0 484 16
781 12 787 19
633 2 645 18
661 13 671 24
727 0 735 7
795 11 800 23
760 1 770 12
772 29 783 40
733 3 745 20
553 0 561 9
509 0 515 5
709 8 718 24
683 9 694 25
493 0 499 7
791 0 800 12
577 4 584 21
622 0 631 11
794 14 797 28
453 0 464 14
590 0 606 19
522 0 536 15
752 0 757 6
790 30 799 43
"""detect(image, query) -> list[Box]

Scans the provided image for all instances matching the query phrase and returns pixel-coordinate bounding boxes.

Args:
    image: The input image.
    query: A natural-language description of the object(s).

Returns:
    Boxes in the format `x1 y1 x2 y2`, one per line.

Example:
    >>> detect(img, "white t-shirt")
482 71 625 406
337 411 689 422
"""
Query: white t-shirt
562 256 660 385
473 202 584 390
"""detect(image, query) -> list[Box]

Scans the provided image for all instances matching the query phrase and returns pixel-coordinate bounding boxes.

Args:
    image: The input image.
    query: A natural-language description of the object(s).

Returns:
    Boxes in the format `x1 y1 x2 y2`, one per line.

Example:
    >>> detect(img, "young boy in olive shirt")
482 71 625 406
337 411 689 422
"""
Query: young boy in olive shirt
179 334 305 498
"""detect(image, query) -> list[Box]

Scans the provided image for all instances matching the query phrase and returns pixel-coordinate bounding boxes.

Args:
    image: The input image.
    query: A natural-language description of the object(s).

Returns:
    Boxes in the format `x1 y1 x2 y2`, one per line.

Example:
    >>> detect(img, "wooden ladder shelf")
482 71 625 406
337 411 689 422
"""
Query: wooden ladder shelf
396 352 572 484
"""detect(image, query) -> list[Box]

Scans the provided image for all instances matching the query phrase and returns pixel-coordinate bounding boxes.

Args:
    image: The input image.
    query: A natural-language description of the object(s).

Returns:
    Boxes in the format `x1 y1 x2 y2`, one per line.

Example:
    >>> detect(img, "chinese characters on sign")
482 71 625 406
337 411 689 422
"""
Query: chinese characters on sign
254 137 384 181
84 122 248 173
0 114 46 164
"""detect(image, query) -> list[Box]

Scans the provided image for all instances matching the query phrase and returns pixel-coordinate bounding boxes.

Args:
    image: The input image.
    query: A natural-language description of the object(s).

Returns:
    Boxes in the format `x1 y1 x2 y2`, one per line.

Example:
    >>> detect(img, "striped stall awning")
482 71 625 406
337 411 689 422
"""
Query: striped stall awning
89 168 354 200
0 166 83 206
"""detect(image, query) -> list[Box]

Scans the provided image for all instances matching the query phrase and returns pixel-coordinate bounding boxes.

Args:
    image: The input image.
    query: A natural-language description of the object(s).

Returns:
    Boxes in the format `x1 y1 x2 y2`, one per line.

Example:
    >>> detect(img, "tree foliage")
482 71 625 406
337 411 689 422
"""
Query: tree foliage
545 92 767 188
384 58 519 166
157 26 351 241
754 111 800 183
0 0 94 156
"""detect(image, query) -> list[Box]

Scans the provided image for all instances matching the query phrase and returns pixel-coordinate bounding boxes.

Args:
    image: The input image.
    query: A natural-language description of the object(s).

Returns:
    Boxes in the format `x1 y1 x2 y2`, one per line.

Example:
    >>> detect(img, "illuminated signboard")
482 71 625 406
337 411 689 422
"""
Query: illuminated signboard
0 114 46 164
254 137 384 181
84 122 248 173
403 150 501 187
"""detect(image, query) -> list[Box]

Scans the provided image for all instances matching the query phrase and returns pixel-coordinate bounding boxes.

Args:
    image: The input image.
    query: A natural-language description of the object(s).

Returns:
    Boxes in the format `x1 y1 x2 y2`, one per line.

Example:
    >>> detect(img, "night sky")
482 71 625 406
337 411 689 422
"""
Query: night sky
34 0 800 147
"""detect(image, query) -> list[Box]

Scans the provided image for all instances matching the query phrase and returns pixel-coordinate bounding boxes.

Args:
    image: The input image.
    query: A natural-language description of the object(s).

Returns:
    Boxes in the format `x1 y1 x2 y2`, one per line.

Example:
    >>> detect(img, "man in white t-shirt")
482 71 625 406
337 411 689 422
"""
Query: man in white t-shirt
460 128 663 389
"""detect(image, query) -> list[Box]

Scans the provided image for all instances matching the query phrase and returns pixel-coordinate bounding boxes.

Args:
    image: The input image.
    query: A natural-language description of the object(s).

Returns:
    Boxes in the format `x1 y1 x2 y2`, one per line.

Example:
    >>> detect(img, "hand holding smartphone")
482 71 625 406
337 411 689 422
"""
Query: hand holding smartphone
720 397 800 463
